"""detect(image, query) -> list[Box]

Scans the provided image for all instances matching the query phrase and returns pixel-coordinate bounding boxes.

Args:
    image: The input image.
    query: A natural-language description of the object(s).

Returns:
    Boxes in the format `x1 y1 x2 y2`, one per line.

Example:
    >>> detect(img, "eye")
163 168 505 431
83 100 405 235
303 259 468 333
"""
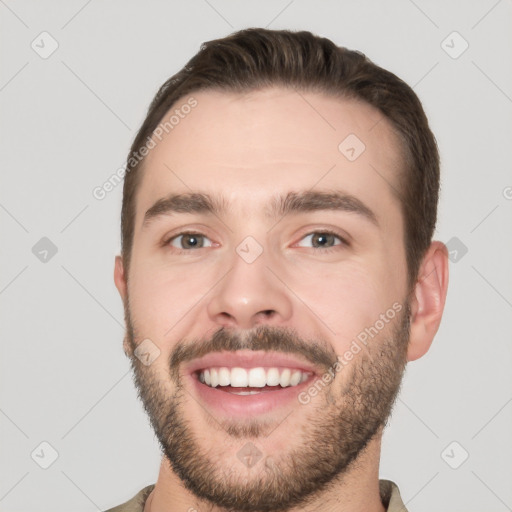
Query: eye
296 231 346 249
167 232 213 250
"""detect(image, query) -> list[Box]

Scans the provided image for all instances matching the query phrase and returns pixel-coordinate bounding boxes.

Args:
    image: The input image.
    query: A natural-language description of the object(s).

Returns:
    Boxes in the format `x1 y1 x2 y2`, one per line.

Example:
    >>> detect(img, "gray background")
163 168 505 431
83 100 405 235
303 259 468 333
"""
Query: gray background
1 1 511 511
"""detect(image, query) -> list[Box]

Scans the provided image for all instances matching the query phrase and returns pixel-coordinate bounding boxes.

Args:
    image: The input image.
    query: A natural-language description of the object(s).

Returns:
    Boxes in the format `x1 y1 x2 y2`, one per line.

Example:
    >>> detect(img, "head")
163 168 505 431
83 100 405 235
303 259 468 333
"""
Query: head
114 28 448 511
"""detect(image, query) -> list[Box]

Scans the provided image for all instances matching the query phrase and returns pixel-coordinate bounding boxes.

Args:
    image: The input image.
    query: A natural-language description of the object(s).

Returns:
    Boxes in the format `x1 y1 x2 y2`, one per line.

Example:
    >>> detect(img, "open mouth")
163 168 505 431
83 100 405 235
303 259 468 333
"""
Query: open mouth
196 366 312 395
185 350 321 416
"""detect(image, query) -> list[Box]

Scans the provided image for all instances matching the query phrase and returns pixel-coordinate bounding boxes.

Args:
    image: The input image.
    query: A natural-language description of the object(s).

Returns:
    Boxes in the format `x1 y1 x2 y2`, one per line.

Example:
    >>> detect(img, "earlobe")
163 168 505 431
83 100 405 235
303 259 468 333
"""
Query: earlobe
407 241 449 361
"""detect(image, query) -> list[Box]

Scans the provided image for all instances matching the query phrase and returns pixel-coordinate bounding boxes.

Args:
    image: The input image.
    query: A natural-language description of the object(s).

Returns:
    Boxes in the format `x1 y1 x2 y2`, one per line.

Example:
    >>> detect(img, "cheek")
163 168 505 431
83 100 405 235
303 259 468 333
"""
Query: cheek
127 262 212 342
286 260 400 350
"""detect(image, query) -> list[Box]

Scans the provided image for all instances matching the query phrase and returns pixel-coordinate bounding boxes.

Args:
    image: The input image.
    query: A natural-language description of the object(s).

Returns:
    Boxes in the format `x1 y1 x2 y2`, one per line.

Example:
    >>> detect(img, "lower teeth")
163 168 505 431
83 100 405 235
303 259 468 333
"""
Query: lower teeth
230 390 262 395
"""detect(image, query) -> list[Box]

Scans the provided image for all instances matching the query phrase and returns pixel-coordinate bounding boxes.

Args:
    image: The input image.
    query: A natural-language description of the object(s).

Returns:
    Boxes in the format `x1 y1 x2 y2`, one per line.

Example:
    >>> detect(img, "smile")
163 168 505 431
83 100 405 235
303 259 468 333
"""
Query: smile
185 350 321 416
197 366 311 391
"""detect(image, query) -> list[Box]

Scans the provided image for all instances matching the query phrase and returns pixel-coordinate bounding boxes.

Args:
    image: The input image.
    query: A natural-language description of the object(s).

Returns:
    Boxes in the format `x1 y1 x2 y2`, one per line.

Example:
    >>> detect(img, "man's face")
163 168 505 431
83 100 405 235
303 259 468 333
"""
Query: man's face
116 88 411 511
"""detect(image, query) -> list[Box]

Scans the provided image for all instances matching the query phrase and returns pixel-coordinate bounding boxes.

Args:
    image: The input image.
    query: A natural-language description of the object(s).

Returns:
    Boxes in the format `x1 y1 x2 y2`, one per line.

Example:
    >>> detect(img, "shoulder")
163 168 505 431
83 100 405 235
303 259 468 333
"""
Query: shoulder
103 484 155 512
379 479 408 512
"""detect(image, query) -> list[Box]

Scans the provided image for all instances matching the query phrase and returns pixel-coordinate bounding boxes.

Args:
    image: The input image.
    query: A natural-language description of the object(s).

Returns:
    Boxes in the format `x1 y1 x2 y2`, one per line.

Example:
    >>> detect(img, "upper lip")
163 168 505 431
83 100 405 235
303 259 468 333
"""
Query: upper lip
184 350 322 376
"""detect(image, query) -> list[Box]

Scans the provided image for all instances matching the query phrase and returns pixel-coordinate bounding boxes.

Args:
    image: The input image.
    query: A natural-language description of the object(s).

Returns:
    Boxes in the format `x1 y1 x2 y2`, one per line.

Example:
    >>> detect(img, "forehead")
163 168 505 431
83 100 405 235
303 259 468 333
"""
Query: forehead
134 87 404 227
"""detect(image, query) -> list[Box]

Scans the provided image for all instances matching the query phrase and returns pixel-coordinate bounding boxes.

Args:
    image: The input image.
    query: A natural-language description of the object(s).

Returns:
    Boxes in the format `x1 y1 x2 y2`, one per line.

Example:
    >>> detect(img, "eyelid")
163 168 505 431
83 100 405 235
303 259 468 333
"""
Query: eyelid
161 229 216 250
170 233 213 249
296 233 340 248
160 226 351 252
292 228 351 248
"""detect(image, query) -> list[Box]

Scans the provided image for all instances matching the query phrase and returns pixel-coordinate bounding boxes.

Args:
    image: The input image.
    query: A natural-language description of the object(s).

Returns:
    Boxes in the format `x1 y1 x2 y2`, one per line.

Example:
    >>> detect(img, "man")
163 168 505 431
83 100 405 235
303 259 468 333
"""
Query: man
107 28 448 512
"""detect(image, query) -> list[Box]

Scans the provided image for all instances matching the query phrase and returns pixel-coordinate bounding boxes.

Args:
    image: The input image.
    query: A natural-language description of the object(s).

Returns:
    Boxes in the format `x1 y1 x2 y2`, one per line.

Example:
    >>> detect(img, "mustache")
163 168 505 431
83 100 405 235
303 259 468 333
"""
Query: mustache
169 325 338 382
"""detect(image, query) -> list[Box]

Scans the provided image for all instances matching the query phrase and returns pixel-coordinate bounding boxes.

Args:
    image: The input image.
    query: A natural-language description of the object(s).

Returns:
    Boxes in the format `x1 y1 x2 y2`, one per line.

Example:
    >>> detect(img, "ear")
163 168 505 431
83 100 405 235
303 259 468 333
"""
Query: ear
407 241 449 361
114 255 127 302
114 255 133 358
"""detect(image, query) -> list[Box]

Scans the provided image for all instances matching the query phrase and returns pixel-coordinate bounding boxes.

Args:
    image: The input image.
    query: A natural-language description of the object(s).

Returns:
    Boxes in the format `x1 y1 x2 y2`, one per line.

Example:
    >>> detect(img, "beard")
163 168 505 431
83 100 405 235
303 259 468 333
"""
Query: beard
123 301 410 512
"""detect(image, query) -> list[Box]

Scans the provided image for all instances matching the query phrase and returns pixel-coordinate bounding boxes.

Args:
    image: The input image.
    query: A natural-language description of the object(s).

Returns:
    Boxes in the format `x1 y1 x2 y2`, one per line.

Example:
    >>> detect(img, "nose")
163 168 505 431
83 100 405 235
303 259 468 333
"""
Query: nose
206 246 293 329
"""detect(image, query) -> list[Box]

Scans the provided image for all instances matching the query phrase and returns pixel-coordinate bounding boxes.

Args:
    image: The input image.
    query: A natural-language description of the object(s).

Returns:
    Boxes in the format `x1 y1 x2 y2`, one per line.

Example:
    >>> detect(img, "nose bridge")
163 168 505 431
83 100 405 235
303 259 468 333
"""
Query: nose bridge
207 237 292 328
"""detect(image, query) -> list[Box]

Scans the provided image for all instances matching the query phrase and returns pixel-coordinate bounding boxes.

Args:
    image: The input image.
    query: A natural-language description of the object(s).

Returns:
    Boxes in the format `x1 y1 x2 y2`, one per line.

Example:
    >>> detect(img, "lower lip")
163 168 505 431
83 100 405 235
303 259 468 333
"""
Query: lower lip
188 373 313 417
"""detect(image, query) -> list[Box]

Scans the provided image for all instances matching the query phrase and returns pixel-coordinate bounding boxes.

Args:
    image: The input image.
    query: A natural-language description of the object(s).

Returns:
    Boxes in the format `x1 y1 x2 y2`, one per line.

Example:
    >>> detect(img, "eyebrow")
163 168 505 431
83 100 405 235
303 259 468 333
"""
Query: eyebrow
142 192 227 228
271 190 378 226
142 190 378 229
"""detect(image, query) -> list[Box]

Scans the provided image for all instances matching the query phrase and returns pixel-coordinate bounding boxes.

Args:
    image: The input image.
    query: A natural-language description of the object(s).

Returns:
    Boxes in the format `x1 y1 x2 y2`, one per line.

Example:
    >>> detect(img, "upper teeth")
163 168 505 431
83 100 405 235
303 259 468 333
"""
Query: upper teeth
198 367 310 388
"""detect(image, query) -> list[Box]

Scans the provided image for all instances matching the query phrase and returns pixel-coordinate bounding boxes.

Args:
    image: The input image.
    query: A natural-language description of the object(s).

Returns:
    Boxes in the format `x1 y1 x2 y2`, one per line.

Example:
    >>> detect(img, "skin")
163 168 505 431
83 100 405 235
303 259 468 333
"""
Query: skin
114 87 449 512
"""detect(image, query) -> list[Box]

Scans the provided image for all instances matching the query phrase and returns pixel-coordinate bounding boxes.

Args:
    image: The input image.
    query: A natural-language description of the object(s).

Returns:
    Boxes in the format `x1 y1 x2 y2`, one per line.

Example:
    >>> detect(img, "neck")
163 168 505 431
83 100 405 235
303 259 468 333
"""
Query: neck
145 434 386 512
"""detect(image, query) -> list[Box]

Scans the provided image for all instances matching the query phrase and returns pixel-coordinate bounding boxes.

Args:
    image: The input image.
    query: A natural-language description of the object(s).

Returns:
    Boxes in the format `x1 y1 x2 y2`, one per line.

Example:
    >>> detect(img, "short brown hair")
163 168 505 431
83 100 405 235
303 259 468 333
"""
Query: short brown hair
121 28 439 287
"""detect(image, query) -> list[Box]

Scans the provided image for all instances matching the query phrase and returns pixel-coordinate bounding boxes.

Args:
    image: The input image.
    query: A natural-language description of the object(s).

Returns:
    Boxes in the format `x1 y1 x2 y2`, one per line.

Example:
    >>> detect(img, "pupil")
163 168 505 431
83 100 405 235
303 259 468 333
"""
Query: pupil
314 233 332 247
184 235 200 248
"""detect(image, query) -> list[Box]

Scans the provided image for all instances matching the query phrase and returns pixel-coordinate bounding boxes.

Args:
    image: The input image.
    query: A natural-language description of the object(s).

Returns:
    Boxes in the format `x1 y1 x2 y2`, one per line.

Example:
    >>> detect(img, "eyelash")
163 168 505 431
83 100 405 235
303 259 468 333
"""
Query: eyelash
161 231 212 252
295 230 349 252
162 229 349 254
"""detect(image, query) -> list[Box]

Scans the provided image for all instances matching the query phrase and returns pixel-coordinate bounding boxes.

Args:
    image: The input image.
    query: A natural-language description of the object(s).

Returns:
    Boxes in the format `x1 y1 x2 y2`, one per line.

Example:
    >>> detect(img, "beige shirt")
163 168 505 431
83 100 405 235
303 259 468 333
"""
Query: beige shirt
104 479 408 512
